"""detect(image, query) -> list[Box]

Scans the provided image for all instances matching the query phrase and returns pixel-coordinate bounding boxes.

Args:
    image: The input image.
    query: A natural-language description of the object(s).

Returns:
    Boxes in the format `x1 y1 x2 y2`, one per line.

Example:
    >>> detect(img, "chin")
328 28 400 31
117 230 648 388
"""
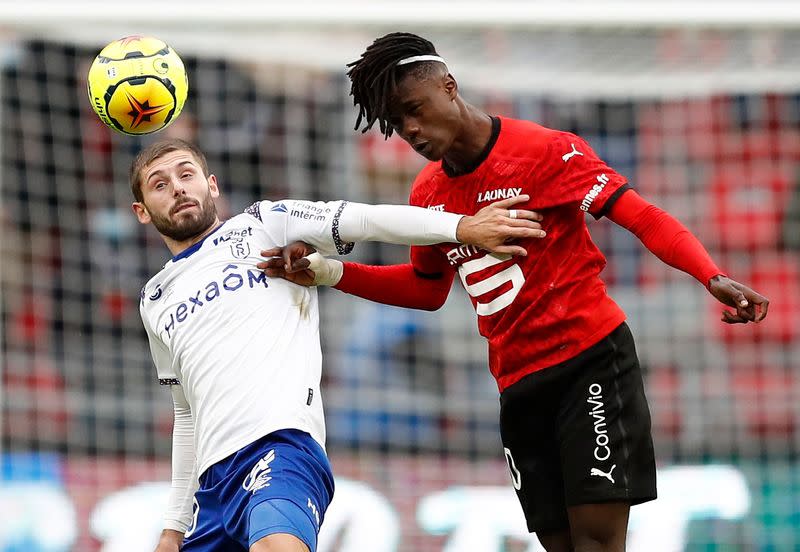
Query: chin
423 147 444 161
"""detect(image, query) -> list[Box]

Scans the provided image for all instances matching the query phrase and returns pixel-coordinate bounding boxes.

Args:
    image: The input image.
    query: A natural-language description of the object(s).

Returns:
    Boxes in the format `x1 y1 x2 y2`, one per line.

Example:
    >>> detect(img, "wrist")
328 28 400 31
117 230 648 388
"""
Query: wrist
159 528 184 545
305 253 343 286
454 215 469 244
707 273 726 289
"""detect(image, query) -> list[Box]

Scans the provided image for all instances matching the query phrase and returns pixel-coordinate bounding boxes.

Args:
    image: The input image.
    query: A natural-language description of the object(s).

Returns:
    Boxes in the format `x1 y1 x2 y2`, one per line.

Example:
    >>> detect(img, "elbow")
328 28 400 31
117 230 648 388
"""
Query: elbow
420 300 445 312
419 286 450 311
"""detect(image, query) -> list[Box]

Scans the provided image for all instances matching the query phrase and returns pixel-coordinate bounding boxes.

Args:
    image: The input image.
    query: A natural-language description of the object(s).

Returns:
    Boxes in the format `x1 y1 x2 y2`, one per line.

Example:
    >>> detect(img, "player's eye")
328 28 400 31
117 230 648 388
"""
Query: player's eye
181 172 192 179
154 181 166 189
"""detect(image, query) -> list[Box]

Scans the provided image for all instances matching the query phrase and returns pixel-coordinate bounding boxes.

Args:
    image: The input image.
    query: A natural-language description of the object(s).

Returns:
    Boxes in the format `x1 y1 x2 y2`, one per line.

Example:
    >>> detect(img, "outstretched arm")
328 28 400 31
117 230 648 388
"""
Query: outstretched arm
607 190 769 324
334 195 544 255
333 262 455 311
259 242 456 311
267 195 545 258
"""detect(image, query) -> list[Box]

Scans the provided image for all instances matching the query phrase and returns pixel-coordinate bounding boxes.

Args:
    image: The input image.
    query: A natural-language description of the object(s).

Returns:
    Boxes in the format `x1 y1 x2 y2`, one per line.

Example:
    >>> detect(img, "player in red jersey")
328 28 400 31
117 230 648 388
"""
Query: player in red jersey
259 33 769 552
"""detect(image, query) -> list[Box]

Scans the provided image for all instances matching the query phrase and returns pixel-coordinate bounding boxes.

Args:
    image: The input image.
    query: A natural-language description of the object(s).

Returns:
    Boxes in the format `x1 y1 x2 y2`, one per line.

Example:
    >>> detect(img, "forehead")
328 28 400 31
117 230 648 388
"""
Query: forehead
391 71 443 103
144 151 200 179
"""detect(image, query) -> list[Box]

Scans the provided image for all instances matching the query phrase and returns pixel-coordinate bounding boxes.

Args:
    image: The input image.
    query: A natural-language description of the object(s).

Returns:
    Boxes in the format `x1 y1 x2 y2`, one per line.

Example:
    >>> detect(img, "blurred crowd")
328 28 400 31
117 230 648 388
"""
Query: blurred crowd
1 40 798 463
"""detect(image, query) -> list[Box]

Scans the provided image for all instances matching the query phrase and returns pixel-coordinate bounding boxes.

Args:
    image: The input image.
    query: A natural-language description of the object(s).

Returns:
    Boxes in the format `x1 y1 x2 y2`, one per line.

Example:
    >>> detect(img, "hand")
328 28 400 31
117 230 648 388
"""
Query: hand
154 529 183 552
257 242 317 286
708 275 769 324
455 194 546 256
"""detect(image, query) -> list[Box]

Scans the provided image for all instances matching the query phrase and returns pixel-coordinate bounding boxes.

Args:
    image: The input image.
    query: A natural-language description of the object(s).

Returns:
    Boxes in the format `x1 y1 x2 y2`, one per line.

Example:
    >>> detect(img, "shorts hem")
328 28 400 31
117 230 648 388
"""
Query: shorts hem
249 525 311 549
565 491 657 507
527 519 570 535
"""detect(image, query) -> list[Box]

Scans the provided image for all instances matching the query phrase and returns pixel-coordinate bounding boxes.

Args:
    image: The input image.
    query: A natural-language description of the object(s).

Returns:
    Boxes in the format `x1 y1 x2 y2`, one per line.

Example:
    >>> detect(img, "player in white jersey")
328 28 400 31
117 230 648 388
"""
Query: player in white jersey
131 139 545 552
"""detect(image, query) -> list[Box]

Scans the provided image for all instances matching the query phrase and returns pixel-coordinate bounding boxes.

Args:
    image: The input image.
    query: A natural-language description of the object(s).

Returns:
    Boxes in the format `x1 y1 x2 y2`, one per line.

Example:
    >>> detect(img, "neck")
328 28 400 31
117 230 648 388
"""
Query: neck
442 102 493 173
163 217 222 256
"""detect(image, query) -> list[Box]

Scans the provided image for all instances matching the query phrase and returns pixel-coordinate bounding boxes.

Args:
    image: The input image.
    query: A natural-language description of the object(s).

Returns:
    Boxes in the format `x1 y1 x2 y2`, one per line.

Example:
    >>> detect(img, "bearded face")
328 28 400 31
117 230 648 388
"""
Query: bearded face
146 185 218 242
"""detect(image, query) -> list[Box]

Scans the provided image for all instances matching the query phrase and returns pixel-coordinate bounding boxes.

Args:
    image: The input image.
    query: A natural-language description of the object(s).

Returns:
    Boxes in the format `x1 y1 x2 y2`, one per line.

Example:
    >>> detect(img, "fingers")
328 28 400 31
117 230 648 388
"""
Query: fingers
729 282 770 323
256 257 288 278
721 309 749 324
734 304 756 322
755 297 769 322
491 244 528 257
506 219 544 230
256 257 285 270
287 257 311 273
504 224 546 239
263 267 286 278
734 291 749 308
505 209 543 222
260 246 295 270
489 194 531 209
744 291 769 322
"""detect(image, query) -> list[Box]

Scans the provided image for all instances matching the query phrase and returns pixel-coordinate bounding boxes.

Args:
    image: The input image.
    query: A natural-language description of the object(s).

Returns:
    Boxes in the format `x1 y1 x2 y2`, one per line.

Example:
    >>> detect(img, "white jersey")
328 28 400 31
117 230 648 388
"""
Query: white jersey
142 198 464 531
140 199 354 476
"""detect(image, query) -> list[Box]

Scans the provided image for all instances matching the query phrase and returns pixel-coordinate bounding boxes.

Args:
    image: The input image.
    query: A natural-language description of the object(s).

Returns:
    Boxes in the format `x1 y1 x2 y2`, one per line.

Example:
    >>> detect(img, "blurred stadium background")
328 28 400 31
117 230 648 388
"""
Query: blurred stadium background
1 1 799 550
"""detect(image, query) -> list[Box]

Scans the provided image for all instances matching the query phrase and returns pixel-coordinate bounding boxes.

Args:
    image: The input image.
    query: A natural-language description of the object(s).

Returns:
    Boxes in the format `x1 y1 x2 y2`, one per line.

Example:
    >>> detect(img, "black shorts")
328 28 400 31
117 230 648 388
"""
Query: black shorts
499 322 657 534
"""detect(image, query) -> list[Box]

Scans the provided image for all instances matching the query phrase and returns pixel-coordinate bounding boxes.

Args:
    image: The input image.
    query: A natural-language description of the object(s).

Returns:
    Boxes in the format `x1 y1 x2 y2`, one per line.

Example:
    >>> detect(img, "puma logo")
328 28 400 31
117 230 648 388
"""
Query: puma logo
590 464 616 484
562 143 584 162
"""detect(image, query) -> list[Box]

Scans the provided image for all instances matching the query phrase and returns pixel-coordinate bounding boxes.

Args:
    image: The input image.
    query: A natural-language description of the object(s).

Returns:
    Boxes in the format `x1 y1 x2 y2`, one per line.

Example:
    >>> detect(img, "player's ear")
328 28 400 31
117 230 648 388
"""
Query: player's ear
132 202 151 224
208 174 220 199
444 74 458 100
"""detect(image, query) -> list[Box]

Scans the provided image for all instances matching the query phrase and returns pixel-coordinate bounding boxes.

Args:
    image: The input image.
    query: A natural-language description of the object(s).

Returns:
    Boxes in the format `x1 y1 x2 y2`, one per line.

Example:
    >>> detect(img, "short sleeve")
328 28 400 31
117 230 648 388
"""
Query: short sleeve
140 307 179 385
246 199 354 256
533 132 630 219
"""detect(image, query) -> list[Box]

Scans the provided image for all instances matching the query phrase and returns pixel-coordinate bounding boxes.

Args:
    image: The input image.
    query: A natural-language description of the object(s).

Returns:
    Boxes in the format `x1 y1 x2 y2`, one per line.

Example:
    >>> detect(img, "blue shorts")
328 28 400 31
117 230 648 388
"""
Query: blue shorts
181 429 334 551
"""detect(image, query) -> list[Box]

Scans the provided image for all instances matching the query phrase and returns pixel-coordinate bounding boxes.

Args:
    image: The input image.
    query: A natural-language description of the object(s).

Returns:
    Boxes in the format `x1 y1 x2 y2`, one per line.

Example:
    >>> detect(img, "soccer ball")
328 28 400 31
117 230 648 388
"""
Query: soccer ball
87 36 188 135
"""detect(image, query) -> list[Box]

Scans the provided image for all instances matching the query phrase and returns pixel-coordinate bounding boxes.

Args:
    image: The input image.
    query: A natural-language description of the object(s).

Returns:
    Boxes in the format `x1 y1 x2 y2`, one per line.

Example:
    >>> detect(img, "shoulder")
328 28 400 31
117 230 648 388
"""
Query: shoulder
243 199 287 222
498 116 574 155
409 163 443 205
139 269 167 319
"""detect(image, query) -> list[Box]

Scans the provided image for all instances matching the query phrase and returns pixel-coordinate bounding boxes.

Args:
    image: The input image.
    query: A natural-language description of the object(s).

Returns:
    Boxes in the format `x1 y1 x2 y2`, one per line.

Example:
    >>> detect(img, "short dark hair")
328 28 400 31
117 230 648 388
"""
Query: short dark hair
346 32 440 138
129 139 209 202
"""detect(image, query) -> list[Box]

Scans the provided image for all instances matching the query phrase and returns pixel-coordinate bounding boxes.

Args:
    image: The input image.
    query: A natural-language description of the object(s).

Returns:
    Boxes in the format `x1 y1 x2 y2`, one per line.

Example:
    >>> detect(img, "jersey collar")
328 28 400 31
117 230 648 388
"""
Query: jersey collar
170 221 227 263
442 116 501 178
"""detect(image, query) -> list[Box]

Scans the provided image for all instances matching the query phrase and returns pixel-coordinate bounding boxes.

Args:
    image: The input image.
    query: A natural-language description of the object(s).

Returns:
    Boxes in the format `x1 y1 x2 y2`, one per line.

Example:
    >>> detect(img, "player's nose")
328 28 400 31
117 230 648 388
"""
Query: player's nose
399 116 420 141
171 178 187 196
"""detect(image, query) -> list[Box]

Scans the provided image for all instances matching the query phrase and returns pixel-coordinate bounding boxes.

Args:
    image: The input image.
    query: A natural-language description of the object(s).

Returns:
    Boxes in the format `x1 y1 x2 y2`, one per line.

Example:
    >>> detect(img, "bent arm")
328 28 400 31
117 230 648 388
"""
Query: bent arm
607 190 723 287
334 262 455 311
163 385 197 534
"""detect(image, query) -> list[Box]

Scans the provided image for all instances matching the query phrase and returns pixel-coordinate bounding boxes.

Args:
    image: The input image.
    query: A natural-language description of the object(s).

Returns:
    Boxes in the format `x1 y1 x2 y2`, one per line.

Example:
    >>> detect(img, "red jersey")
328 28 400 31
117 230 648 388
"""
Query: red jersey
409 116 630 391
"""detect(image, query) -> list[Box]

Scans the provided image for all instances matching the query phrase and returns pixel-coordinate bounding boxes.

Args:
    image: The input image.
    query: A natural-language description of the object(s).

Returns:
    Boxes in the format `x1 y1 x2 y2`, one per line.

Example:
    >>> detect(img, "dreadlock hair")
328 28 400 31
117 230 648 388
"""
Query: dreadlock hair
347 32 441 138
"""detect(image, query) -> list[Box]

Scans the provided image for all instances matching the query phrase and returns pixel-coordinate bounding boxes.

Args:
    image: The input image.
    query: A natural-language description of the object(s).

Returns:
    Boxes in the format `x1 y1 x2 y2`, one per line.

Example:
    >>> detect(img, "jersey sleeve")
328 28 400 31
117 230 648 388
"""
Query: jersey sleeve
408 177 452 276
410 244 451 276
247 198 464 256
533 132 631 219
163 384 197 532
140 301 180 385
246 199 354 256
